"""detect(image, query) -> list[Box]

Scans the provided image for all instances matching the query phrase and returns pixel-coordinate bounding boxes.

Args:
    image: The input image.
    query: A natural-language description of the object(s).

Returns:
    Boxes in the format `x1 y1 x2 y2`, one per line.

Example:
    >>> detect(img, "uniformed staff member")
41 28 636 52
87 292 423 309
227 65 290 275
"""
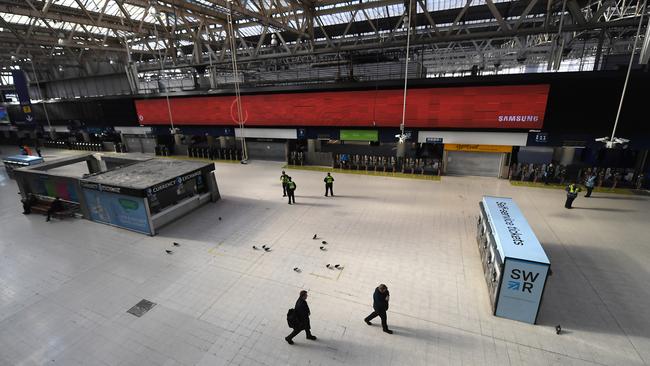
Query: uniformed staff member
324 173 334 197
565 182 582 209
280 170 289 197
286 177 296 205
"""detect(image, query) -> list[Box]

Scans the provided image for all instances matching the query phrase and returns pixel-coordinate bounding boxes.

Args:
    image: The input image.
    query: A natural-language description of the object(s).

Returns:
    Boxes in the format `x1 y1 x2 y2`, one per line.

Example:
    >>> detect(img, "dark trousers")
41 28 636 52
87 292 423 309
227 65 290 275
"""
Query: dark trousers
287 190 295 204
325 184 333 196
282 183 287 197
565 195 576 208
286 327 313 340
365 310 388 330
46 208 56 221
585 187 593 197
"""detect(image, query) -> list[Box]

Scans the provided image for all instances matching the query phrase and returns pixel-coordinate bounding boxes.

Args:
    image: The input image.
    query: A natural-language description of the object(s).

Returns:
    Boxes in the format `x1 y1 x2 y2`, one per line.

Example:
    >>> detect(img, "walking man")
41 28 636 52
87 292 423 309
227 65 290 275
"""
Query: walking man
584 172 596 197
364 284 393 334
324 172 334 196
565 182 582 209
285 290 317 344
280 170 289 197
286 177 296 205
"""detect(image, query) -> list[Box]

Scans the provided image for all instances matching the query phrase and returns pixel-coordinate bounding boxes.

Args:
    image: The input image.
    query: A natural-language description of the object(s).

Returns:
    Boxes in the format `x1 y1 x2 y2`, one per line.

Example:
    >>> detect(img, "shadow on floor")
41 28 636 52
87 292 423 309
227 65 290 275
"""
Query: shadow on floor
571 207 636 212
538 244 650 339
585 195 648 201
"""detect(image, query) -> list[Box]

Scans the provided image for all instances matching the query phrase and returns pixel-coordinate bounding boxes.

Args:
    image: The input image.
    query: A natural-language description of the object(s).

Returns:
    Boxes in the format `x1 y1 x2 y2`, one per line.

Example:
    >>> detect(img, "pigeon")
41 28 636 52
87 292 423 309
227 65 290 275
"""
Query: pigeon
262 245 268 249
165 250 173 254
326 264 333 269
334 264 342 269
321 241 327 245
173 242 180 247
320 246 326 251
218 217 222 221
555 325 561 335
313 234 317 240
253 246 260 250
293 267 301 272
264 247 271 252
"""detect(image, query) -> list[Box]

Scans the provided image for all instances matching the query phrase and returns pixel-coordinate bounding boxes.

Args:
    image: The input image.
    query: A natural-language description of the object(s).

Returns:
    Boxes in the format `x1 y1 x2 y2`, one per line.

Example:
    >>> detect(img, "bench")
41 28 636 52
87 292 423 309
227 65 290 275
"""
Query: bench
26 195 79 219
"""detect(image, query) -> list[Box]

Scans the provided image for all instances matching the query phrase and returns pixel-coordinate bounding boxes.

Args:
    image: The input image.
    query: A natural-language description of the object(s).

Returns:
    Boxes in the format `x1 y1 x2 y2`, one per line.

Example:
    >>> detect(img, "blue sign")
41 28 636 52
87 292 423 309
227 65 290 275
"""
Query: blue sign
535 133 548 143
11 70 35 125
425 137 443 144
83 189 152 234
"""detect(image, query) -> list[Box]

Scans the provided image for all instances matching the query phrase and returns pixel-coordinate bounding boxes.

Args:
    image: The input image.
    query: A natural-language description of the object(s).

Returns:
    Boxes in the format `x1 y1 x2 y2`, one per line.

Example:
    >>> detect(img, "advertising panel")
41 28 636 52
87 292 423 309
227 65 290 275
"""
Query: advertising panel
340 130 379 141
83 189 152 235
496 259 549 324
136 85 549 129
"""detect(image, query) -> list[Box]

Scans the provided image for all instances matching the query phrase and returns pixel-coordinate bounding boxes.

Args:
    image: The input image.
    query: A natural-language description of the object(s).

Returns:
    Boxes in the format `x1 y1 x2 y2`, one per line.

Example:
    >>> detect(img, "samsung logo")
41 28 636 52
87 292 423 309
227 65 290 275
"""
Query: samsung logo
498 115 539 122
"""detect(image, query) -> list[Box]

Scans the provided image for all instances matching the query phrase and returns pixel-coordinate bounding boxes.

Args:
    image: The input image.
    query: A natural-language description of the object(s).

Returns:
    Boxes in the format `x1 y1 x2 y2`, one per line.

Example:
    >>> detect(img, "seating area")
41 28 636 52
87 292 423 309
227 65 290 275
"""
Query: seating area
26 194 79 219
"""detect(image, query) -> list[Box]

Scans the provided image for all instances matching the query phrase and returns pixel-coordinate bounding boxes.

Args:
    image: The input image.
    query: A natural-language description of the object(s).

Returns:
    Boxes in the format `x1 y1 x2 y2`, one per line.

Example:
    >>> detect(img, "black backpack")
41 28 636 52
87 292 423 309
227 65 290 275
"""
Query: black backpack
286 308 296 328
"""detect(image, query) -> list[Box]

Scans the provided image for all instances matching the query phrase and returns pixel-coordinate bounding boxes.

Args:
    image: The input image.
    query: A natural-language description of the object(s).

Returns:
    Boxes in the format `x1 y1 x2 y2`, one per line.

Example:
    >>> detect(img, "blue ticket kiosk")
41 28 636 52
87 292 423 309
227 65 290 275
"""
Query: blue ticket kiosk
2 155 44 179
477 196 550 324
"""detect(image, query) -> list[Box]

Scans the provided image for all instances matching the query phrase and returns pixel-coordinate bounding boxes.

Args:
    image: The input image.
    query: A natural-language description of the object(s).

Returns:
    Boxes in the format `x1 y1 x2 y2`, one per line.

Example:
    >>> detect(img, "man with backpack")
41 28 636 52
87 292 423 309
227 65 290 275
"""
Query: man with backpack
286 177 296 205
285 290 317 344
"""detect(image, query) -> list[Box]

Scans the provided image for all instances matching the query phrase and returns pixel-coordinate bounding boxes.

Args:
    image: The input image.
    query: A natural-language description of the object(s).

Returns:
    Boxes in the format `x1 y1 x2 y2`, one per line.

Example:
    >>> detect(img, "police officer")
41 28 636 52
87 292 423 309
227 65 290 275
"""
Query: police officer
565 182 582 209
286 177 296 204
280 170 289 197
324 173 334 197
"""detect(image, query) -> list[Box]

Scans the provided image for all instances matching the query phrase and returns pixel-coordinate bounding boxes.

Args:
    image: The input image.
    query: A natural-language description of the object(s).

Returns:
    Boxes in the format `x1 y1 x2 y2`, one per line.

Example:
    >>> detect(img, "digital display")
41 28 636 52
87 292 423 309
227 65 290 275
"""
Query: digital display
136 85 549 129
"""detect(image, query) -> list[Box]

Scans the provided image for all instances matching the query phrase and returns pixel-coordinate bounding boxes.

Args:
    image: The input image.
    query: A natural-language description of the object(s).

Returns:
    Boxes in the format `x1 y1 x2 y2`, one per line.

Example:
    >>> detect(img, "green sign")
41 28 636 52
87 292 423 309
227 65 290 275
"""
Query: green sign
340 130 378 142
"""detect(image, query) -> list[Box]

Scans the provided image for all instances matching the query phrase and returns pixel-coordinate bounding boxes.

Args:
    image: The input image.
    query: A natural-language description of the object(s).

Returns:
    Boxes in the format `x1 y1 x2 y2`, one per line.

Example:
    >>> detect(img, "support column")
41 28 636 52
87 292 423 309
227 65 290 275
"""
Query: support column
207 135 216 146
307 139 320 153
558 147 576 165
396 141 406 158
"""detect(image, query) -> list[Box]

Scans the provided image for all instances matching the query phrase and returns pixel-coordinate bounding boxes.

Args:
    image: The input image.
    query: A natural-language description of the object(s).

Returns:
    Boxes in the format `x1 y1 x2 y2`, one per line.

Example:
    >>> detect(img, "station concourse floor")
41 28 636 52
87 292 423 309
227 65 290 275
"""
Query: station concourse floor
1 147 650 366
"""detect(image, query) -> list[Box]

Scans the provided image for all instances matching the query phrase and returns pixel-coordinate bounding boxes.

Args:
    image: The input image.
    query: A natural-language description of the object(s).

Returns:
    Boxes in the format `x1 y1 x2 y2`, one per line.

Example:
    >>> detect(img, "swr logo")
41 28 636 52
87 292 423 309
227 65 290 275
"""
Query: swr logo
507 269 539 293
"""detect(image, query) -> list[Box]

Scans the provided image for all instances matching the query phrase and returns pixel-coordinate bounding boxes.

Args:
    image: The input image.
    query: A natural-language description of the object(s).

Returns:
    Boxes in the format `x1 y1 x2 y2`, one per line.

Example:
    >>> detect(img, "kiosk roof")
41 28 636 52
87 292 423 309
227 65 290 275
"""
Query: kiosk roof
482 196 550 264
82 159 213 190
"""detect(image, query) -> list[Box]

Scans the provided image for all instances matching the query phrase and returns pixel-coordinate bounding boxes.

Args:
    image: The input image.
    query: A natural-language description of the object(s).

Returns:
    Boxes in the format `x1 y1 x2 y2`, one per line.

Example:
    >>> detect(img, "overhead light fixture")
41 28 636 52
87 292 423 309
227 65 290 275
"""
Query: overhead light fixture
270 33 278 46
57 38 65 45
58 65 64 72
109 59 114 64
148 6 157 15
103 43 109 47
595 136 629 149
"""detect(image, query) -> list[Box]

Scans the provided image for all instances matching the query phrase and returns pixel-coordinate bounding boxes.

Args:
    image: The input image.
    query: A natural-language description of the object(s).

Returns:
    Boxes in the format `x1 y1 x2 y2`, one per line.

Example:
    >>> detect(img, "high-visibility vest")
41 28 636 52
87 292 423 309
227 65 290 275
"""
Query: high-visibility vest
287 182 296 190
281 175 289 184
325 176 334 184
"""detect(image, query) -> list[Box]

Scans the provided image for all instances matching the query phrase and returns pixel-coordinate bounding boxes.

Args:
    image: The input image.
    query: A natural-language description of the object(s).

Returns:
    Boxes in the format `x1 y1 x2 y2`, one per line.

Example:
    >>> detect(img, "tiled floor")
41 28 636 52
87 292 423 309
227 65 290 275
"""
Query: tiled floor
1 147 650 365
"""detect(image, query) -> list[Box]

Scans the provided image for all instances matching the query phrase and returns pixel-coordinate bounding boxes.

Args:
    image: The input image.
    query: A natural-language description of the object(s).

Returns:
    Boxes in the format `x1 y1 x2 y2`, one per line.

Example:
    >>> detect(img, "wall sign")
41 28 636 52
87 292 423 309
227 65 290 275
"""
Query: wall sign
444 144 512 153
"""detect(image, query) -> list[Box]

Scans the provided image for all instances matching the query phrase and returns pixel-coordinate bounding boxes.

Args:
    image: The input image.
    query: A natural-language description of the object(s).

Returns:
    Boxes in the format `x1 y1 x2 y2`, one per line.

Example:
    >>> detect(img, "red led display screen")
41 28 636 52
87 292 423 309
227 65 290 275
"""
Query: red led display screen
136 84 549 129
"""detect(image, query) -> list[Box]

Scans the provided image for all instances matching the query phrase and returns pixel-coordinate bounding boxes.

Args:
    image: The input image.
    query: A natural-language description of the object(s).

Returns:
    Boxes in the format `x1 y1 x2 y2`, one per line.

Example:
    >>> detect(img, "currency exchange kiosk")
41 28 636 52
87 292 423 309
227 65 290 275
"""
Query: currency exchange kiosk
477 196 550 324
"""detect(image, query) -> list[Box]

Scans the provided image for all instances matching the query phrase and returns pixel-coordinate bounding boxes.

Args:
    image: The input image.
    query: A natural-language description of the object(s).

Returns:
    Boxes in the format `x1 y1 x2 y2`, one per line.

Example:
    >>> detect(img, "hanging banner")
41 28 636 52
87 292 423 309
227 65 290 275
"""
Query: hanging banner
11 70 35 125
444 144 512 153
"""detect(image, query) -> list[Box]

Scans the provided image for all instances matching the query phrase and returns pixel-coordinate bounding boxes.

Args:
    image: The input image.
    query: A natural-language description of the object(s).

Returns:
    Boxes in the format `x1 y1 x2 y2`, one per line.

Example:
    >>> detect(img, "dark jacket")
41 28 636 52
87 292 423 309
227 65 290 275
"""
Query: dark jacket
294 297 311 330
50 199 64 212
373 287 390 312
